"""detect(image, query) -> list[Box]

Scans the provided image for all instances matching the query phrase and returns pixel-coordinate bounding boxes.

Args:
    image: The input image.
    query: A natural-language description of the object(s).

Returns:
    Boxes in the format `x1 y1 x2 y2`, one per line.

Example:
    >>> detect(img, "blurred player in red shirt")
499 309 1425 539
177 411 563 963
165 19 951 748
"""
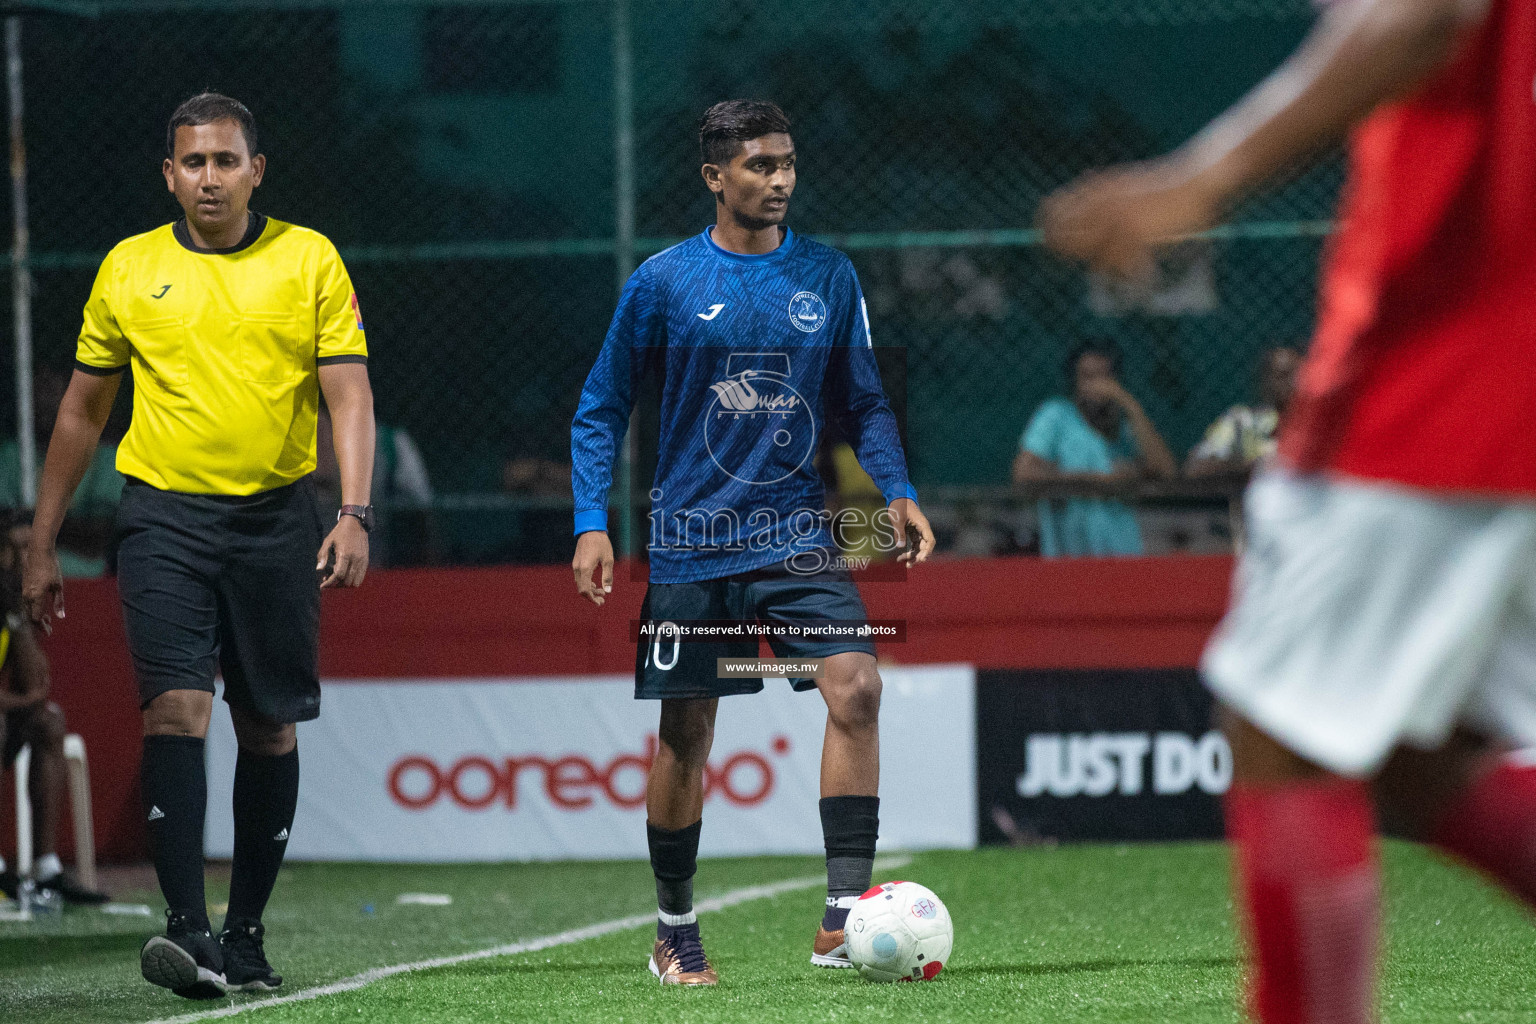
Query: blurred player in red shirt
1042 1 1535 1021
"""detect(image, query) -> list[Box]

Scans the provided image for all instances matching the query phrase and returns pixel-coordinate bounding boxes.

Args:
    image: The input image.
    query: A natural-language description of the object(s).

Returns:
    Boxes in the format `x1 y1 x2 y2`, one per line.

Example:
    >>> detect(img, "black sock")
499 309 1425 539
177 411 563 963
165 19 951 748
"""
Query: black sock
820 795 879 931
142 735 209 931
225 746 299 927
648 819 701 940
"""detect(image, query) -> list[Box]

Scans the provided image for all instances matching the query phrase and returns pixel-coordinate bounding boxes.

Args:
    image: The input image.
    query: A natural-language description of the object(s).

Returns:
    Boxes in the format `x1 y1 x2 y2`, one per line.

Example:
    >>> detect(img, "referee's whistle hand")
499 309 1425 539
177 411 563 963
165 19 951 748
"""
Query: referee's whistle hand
318 518 370 589
573 531 614 606
21 545 64 634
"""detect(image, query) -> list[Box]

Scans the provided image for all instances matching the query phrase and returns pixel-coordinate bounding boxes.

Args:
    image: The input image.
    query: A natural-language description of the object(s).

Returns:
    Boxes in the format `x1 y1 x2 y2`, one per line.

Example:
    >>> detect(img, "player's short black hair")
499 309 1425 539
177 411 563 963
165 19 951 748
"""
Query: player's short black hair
699 100 791 165
166 92 258 158
1064 339 1123 382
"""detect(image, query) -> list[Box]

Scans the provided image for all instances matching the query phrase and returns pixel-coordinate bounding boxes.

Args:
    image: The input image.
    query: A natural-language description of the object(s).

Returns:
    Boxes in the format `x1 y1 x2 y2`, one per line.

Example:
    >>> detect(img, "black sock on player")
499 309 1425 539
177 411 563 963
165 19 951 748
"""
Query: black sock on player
142 735 211 932
648 819 702 941
225 746 299 927
820 795 879 932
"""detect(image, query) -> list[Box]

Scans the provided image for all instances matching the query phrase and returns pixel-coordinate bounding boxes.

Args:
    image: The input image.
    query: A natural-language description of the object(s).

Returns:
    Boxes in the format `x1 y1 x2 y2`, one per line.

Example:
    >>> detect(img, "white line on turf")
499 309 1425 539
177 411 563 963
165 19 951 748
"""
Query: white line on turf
146 855 912 1024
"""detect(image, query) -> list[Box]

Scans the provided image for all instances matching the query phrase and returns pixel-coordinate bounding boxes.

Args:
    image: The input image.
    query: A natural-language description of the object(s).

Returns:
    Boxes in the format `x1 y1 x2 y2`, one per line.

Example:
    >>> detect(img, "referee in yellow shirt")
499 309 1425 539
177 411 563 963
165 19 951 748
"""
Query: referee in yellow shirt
22 94 375 1000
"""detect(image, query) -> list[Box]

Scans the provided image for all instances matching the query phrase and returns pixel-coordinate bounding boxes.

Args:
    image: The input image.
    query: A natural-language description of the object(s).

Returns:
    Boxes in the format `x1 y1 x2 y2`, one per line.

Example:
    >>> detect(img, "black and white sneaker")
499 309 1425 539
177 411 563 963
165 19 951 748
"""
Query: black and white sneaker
220 918 283 992
140 910 229 999
36 871 109 906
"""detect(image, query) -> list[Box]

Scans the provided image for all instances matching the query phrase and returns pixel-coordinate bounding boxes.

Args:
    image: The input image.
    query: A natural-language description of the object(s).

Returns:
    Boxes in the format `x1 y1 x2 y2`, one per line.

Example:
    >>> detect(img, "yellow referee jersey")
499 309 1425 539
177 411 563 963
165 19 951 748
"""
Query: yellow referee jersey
75 214 368 495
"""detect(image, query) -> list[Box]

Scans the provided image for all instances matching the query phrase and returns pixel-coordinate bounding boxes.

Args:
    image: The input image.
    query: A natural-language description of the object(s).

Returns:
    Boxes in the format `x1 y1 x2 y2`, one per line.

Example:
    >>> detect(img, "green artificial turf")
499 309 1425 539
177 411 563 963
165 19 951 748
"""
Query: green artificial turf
0 856 825 1024
6 842 1536 1024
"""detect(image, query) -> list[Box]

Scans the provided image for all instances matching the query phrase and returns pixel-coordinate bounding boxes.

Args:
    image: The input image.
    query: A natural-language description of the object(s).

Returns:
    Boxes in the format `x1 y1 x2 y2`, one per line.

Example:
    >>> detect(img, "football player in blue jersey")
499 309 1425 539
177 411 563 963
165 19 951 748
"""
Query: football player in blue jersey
571 99 933 986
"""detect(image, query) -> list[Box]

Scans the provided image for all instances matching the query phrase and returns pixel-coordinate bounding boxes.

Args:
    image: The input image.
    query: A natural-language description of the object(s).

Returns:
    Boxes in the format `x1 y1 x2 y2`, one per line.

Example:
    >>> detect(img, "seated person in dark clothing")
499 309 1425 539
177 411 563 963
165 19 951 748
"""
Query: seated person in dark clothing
0 511 107 904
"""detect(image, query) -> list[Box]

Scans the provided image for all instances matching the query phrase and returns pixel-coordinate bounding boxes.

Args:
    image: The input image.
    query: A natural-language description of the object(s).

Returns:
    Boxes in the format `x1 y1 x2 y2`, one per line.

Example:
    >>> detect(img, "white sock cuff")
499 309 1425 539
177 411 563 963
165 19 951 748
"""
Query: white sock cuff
36 853 63 879
826 895 858 909
658 908 697 927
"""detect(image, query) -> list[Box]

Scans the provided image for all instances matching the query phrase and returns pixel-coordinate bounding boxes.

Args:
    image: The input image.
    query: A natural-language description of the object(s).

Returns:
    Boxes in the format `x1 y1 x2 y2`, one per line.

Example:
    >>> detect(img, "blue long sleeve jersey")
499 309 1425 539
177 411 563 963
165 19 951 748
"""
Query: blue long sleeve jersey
571 227 918 584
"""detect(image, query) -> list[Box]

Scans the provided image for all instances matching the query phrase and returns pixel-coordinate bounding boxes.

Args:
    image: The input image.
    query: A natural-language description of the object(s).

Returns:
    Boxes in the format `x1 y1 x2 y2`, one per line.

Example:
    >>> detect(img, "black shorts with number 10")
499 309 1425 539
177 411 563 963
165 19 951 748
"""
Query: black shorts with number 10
634 554 876 700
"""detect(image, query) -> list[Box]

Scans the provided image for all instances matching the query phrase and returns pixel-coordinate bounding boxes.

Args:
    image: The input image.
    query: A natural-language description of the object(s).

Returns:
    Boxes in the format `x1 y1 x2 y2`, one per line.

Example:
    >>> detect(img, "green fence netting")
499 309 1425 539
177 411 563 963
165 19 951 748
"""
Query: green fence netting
5 0 1335 564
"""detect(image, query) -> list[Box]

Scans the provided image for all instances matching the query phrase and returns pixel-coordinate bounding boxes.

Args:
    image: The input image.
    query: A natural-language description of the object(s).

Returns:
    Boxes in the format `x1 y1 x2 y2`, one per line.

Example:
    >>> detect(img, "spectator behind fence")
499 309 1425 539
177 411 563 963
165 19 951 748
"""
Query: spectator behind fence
1184 345 1302 478
0 368 124 578
1012 341 1176 557
0 510 108 906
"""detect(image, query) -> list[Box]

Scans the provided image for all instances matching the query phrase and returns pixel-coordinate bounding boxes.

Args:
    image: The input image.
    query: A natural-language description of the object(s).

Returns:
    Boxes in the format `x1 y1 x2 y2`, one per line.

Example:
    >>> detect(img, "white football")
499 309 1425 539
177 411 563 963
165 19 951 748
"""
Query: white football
843 880 953 982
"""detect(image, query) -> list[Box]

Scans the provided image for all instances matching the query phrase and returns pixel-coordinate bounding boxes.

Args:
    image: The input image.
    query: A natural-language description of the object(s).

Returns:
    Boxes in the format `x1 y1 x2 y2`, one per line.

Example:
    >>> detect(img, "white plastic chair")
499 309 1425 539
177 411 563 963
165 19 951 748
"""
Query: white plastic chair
12 733 95 889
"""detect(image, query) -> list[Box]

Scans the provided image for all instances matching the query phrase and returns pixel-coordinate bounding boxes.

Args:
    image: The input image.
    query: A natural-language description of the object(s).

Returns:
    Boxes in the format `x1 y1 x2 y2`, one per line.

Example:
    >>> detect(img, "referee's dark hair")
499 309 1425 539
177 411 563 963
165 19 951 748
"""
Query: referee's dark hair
1064 338 1124 383
167 92 258 158
699 100 791 165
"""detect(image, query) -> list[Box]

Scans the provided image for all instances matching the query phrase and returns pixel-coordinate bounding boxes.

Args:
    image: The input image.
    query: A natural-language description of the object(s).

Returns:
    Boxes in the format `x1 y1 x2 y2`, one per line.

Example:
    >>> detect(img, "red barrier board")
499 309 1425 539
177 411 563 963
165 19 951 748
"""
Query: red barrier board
7 555 1232 863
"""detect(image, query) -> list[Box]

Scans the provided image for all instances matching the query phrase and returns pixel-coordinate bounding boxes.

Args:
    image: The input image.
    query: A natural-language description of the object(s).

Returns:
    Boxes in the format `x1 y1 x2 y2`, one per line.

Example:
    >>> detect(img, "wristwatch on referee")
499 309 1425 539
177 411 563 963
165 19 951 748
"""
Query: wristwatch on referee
338 504 375 533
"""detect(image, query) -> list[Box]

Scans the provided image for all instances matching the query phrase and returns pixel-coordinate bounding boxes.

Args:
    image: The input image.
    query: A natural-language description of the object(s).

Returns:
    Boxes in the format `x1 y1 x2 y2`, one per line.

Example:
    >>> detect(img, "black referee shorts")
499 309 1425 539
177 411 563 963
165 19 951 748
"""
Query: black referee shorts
116 475 324 723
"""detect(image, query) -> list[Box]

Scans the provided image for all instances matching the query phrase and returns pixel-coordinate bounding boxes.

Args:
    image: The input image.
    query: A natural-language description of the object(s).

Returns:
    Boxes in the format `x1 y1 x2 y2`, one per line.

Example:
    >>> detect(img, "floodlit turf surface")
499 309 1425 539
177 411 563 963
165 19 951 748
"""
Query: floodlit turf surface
5 842 1536 1023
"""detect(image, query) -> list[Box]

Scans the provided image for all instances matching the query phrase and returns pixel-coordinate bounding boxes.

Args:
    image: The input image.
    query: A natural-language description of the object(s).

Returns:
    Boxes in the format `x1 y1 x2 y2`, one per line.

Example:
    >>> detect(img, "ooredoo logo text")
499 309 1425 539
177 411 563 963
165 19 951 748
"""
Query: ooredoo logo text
388 734 792 812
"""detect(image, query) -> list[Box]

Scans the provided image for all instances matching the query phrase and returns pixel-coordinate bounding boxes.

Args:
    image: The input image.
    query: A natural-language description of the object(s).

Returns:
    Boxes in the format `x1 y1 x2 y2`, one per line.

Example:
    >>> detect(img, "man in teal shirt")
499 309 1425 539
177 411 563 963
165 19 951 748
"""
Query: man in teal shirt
1013 342 1176 557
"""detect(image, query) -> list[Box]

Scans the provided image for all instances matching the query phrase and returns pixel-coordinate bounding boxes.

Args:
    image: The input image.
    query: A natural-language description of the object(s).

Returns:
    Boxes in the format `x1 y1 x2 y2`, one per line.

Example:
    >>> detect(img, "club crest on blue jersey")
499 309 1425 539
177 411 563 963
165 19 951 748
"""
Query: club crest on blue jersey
788 291 827 333
704 354 817 485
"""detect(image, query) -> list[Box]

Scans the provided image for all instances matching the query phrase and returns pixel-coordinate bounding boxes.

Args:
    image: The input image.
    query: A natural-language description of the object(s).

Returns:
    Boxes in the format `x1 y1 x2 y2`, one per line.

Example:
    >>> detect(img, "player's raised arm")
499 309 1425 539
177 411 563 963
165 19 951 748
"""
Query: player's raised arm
571 266 660 604
1039 0 1493 279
